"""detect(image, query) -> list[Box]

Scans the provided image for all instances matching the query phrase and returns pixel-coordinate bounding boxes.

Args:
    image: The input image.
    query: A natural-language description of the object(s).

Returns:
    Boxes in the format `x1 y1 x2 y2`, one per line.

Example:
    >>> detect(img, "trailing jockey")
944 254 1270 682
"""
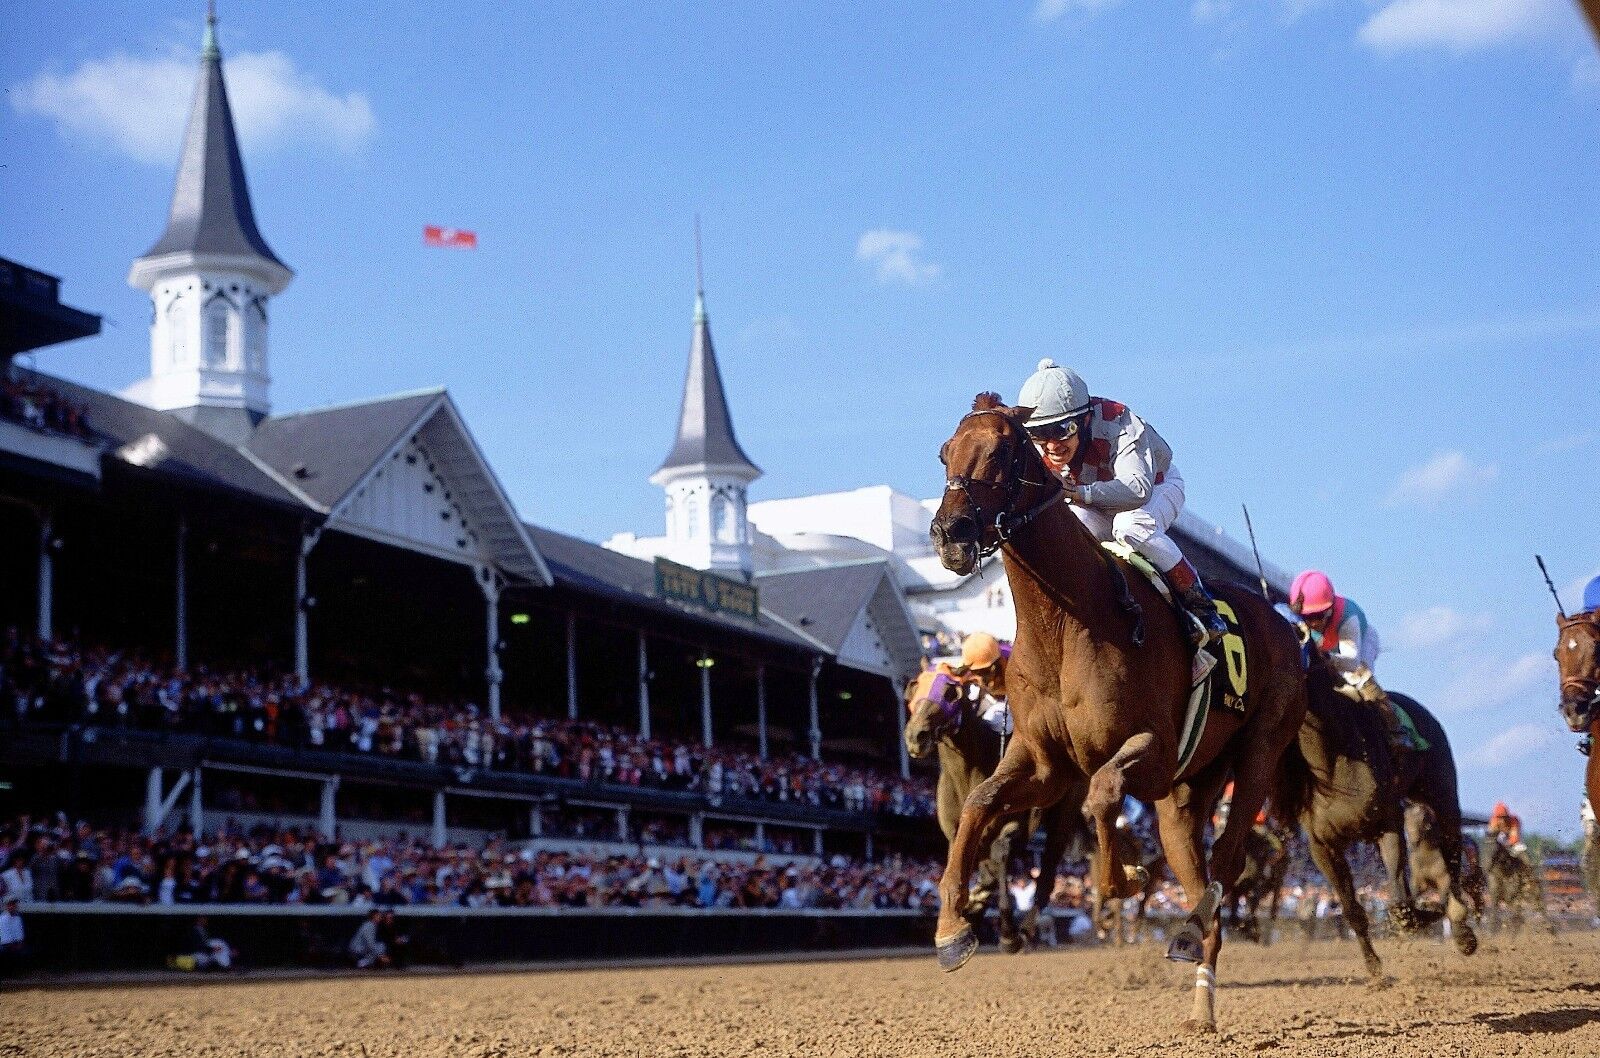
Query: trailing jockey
1289 569 1416 753
1487 802 1531 868
957 632 1012 738
1016 358 1229 649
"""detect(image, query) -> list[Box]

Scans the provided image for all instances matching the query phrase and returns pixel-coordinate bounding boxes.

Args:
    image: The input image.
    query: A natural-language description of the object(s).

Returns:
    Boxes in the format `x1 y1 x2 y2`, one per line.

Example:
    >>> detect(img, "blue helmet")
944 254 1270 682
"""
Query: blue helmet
1585 574 1600 614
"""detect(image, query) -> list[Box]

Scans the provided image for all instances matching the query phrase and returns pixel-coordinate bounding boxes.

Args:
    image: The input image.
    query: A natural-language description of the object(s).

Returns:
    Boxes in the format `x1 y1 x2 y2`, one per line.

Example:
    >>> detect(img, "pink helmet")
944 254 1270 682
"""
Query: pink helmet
1289 570 1336 615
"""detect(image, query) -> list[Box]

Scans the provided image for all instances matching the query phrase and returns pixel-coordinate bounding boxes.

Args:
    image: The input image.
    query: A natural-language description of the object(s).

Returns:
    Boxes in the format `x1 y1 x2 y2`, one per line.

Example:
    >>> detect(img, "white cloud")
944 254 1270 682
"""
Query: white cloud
856 229 941 286
1384 450 1498 508
12 48 374 164
1391 606 1492 651
1191 0 1235 24
1467 722 1557 766
1033 0 1122 24
1435 652 1552 714
1359 0 1566 52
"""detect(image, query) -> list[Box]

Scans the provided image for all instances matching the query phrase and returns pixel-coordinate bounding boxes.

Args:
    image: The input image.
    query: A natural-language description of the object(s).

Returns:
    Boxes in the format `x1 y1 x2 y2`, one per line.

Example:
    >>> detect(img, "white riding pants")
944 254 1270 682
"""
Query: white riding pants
1071 464 1187 572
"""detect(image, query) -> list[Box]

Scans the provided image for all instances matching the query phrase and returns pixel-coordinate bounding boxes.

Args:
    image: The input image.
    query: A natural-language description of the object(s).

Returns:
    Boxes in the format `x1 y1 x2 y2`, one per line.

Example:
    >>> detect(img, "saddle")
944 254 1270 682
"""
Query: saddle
1101 542 1249 779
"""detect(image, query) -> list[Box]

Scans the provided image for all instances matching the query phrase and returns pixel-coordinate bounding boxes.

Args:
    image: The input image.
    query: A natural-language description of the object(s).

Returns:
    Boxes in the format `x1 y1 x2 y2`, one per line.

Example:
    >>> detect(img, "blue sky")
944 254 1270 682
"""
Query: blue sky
6 1 1599 833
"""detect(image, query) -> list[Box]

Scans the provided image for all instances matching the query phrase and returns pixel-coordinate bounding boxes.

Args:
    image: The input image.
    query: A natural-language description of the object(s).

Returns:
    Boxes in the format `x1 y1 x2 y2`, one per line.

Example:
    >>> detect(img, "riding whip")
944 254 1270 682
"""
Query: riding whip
1535 555 1567 619
1242 505 1271 602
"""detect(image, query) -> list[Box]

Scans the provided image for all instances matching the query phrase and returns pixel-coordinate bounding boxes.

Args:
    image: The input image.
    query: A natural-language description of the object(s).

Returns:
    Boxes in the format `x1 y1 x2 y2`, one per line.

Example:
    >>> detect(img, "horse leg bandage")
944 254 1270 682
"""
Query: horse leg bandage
1194 966 1216 992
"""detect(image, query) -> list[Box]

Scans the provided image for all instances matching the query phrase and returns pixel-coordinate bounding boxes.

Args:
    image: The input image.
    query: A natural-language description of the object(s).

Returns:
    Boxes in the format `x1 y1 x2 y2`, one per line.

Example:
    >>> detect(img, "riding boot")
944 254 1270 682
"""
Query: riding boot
1163 559 1229 647
1367 687 1418 755
1580 734 1592 757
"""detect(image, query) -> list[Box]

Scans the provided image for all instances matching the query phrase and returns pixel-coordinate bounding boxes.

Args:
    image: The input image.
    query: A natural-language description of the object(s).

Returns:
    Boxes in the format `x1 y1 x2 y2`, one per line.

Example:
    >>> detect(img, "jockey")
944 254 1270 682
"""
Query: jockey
1289 569 1416 753
1487 802 1530 865
1586 574 1600 615
1017 358 1228 646
958 631 1012 737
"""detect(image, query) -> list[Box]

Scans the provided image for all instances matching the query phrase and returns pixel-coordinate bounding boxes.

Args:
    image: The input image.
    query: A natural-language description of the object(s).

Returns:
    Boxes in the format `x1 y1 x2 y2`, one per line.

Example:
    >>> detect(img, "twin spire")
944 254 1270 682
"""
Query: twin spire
131 2 290 288
652 222 760 483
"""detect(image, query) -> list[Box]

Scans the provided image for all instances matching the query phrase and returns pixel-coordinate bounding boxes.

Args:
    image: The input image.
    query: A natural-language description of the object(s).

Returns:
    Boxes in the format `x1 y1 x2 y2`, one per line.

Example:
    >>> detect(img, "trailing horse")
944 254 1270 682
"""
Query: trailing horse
927 394 1307 1033
1088 815 1166 945
1274 659 1476 982
1482 840 1557 935
904 665 1086 952
1226 822 1288 945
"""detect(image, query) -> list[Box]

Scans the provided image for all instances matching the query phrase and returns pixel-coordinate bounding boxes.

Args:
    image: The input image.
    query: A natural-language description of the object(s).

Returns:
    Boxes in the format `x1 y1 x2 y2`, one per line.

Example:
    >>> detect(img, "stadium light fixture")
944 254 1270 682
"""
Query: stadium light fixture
510 613 531 625
695 656 715 669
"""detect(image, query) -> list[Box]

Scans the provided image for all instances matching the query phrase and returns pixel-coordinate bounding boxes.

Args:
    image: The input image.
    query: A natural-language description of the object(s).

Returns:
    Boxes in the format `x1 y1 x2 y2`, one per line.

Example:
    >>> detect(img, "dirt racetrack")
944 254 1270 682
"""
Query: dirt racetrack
8 931 1600 1058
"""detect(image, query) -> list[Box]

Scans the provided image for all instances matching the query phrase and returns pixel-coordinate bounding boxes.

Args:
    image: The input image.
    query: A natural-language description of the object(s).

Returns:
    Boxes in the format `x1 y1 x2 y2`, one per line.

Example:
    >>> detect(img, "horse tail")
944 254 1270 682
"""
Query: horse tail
1273 729 1314 829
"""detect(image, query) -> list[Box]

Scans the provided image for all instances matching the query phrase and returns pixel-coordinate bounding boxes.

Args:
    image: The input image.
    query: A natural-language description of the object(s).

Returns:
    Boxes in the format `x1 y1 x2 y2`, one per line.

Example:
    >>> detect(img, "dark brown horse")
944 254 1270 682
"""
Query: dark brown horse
1227 822 1288 945
904 665 1085 951
1275 660 1476 981
1088 815 1167 945
928 394 1307 1032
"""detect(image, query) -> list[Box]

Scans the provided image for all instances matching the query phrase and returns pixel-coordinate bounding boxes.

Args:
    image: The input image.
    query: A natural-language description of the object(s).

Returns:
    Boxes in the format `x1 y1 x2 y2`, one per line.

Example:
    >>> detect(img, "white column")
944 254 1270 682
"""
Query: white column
756 664 769 760
482 572 502 721
529 803 543 838
565 610 579 720
144 767 163 837
319 777 339 840
865 831 874 863
616 806 630 842
690 812 704 848
432 790 447 849
189 766 203 835
812 829 823 857
895 678 911 780
754 822 766 850
637 631 651 739
36 508 53 640
807 659 823 762
175 514 189 670
294 529 315 685
700 652 713 749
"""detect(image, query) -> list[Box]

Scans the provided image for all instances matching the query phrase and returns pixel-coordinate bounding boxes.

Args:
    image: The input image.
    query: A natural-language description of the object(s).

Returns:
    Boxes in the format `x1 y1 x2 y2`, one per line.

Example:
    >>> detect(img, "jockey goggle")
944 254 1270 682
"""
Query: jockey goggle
1024 418 1080 443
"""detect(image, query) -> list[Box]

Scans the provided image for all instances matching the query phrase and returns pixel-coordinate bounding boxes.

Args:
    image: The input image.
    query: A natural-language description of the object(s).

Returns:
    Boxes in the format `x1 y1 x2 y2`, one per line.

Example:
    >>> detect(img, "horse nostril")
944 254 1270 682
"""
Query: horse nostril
945 515 978 544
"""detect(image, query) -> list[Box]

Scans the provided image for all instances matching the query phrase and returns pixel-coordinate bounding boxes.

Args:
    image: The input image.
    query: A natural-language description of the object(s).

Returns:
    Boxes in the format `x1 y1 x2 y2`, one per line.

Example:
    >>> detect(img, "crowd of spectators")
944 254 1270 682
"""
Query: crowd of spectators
0 813 943 912
1 373 91 439
1 632 936 819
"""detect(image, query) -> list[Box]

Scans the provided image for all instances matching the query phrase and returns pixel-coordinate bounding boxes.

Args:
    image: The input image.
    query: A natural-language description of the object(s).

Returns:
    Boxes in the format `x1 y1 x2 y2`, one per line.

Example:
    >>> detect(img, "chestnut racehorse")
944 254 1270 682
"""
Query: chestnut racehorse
928 394 1306 1033
1555 607 1600 904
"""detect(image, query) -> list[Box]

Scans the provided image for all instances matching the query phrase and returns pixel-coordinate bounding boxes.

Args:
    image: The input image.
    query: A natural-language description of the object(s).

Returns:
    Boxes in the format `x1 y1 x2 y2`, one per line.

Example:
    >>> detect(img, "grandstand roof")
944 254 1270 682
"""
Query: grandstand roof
33 371 304 507
756 561 924 680
250 390 551 585
525 523 822 654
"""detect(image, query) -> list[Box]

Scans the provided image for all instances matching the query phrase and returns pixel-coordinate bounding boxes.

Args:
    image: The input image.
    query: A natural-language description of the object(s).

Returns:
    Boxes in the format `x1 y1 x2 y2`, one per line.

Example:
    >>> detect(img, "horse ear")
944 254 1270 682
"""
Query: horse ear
1010 405 1035 425
972 392 1004 412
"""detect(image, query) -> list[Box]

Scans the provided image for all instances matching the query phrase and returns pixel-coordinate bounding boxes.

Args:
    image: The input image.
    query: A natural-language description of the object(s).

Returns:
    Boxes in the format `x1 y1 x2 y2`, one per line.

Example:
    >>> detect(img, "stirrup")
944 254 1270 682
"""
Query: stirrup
1579 735 1592 757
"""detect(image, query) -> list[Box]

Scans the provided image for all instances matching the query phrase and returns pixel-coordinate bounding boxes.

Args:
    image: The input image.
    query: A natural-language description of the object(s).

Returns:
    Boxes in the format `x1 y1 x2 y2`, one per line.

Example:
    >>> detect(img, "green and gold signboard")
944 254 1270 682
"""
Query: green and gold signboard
654 558 759 621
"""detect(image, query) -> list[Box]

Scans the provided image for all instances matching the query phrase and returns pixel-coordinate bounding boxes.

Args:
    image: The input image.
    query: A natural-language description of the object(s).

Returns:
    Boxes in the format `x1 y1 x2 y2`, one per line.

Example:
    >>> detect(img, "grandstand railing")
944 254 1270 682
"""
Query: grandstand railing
5 725 936 838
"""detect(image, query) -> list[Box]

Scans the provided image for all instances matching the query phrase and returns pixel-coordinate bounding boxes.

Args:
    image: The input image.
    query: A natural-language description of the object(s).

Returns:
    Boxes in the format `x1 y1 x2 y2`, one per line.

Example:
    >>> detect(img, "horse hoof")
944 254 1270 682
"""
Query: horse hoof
1365 973 1393 991
1181 1019 1218 1035
998 934 1026 955
1456 927 1479 957
936 927 979 973
1166 924 1205 964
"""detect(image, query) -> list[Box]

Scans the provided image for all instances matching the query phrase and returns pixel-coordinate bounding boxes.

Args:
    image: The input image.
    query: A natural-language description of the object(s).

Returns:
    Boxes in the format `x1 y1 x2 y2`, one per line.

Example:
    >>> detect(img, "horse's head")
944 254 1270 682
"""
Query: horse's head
903 664 969 759
929 393 1057 576
1554 610 1600 733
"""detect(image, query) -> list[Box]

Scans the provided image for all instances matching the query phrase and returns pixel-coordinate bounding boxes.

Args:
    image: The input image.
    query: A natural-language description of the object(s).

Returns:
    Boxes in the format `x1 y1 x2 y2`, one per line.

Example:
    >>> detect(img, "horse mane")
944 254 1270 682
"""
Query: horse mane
972 392 1005 412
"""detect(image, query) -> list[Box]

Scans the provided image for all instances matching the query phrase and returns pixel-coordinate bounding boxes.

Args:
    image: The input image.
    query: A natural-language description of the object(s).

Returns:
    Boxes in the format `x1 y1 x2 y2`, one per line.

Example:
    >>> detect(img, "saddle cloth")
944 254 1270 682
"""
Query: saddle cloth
1101 542 1249 779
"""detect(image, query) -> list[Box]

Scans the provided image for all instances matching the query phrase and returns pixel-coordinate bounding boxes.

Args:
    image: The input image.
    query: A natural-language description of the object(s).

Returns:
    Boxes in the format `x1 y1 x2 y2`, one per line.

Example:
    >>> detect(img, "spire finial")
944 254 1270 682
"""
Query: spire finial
202 1 220 59
693 214 706 322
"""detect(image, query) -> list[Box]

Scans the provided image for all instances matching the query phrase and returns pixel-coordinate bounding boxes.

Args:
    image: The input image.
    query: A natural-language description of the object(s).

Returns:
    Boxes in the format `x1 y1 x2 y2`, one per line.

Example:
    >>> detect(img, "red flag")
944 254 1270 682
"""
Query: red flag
424 225 477 249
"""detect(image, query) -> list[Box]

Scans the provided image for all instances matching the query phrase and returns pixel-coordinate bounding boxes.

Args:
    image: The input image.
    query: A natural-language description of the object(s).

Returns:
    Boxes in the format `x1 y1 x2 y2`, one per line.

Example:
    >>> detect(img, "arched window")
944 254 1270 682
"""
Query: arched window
715 490 741 543
246 298 267 372
683 493 703 540
204 297 230 368
164 292 190 368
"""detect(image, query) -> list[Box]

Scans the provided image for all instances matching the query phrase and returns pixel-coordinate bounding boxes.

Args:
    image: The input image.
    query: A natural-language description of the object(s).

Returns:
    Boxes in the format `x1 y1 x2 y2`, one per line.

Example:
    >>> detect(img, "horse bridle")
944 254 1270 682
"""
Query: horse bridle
942 410 1064 559
1558 612 1600 724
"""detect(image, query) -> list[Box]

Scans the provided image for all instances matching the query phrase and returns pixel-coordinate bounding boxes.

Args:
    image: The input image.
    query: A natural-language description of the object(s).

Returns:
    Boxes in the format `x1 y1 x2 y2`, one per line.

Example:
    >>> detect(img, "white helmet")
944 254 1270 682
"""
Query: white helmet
1017 358 1090 427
